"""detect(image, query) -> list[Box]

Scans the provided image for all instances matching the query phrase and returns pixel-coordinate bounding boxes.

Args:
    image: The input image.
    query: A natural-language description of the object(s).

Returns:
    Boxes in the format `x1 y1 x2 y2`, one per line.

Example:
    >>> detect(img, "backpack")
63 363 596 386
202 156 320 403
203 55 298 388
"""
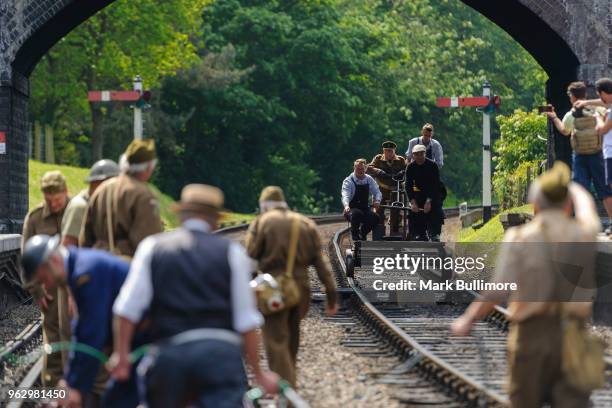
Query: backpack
571 108 601 155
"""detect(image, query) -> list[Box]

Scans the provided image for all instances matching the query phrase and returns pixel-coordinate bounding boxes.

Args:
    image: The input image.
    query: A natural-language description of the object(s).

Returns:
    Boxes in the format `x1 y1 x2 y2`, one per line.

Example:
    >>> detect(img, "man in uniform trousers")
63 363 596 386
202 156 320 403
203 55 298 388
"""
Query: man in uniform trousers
367 141 408 236
21 170 71 387
80 140 162 258
111 184 279 407
20 234 140 408
246 186 338 387
62 159 119 247
405 144 441 241
341 159 383 241
406 123 445 240
452 162 601 407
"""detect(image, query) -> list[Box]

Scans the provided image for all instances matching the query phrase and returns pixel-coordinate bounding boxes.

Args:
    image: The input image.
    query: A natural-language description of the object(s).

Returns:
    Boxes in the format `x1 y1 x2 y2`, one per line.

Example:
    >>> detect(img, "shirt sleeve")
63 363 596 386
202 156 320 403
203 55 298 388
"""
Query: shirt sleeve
307 224 337 305
435 142 444 168
21 211 33 251
62 198 87 240
366 156 383 176
66 273 110 392
369 177 382 203
79 198 96 248
406 167 416 200
228 242 264 333
427 163 440 201
128 192 163 250
245 217 264 261
341 178 353 207
406 139 414 160
112 236 155 322
562 111 575 133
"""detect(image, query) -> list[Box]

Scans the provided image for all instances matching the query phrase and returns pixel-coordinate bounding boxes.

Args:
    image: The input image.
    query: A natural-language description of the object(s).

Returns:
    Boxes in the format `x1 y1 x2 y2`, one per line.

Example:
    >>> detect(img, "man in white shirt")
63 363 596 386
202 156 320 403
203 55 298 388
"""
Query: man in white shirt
110 184 278 407
341 159 382 241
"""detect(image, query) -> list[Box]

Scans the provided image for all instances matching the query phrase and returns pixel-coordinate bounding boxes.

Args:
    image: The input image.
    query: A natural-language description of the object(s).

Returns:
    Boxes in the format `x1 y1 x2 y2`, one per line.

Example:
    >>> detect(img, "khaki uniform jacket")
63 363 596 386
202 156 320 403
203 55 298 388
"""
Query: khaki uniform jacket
22 201 69 249
61 189 89 240
79 174 162 257
22 200 69 300
367 154 407 192
493 209 599 322
246 208 337 306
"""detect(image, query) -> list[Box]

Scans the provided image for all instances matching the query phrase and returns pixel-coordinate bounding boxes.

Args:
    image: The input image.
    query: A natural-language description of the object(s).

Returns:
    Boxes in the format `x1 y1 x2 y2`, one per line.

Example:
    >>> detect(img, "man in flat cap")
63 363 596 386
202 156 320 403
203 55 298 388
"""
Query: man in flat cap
406 144 441 240
406 123 446 240
367 141 408 237
22 170 71 387
111 184 279 407
80 140 162 258
246 186 338 387
452 162 601 407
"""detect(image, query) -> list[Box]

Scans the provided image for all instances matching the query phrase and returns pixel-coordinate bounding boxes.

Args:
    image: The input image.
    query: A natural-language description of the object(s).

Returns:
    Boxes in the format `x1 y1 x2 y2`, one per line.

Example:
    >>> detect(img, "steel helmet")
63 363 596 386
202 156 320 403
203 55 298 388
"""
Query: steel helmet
85 159 119 182
21 234 60 285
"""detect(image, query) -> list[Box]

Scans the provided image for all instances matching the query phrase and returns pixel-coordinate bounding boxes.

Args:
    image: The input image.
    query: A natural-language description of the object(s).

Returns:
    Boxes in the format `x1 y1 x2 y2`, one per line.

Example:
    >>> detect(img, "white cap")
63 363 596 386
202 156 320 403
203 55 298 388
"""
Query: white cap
412 144 427 154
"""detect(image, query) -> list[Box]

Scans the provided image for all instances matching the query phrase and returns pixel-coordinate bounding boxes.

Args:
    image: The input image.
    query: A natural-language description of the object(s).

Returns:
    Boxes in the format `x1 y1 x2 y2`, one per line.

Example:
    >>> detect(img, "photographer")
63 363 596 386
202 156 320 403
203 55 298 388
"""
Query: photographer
544 81 612 225
573 78 612 234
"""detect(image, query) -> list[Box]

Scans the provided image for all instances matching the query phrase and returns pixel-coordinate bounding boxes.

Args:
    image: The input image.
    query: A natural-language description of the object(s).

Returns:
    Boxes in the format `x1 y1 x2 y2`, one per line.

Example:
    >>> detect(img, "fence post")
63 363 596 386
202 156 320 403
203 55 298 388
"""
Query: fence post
34 121 42 161
45 124 55 164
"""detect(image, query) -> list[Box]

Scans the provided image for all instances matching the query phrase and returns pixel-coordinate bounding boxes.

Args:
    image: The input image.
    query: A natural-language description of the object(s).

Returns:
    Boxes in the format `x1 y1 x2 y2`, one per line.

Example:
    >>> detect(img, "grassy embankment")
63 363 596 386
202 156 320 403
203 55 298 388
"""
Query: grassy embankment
457 204 534 243
29 160 254 229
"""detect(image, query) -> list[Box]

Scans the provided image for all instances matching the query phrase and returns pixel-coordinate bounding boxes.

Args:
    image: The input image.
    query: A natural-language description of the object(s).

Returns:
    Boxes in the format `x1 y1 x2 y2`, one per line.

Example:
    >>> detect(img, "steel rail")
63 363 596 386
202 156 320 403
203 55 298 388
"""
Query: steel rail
332 226 509 406
4 214 346 406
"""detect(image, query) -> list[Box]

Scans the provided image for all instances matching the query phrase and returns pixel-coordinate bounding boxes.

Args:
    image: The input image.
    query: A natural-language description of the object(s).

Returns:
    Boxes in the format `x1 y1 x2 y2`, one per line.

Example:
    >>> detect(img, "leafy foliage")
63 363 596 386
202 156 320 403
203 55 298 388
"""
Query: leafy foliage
30 0 208 162
30 0 547 212
492 110 547 207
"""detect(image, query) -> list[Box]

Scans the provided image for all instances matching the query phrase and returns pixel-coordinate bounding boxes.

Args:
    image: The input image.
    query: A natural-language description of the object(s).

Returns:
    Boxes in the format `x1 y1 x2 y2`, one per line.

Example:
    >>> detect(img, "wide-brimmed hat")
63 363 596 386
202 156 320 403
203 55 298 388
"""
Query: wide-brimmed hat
412 144 427 154
171 184 225 214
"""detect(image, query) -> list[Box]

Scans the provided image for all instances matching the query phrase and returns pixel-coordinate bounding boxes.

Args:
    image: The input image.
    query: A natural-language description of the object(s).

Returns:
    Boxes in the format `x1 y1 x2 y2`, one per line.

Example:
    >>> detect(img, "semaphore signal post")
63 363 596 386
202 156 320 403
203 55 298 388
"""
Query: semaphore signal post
436 81 501 223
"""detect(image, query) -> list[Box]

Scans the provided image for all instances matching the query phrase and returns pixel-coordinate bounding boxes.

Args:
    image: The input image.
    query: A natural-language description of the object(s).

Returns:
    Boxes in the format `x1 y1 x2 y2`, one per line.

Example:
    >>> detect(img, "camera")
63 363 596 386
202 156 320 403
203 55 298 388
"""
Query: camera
538 105 554 113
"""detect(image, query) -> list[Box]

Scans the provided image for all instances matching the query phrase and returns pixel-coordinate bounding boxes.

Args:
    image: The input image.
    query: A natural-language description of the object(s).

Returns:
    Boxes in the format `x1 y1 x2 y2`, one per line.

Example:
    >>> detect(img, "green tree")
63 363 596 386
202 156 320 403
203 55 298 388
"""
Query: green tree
492 109 547 205
30 0 208 162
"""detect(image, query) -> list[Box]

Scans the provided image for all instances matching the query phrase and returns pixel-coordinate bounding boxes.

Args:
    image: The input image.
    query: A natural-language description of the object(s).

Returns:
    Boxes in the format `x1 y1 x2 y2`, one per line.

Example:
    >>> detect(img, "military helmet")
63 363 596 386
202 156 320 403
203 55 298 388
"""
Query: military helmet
86 159 119 182
21 234 60 285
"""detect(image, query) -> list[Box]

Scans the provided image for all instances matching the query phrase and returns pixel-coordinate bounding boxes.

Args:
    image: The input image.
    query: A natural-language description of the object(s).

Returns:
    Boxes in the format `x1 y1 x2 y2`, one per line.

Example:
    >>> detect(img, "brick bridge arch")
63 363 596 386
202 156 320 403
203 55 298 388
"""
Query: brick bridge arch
1 0 610 232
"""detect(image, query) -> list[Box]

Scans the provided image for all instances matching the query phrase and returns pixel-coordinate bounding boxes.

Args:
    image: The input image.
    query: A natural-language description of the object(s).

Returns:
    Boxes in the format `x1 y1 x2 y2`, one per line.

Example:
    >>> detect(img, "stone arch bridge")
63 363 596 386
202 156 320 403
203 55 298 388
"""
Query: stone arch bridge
0 0 610 232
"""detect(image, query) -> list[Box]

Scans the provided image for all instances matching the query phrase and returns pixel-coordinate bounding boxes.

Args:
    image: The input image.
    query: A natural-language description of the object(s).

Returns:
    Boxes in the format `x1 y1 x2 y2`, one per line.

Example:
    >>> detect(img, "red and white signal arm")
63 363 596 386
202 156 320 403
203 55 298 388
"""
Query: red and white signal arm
436 95 501 109
88 91 141 102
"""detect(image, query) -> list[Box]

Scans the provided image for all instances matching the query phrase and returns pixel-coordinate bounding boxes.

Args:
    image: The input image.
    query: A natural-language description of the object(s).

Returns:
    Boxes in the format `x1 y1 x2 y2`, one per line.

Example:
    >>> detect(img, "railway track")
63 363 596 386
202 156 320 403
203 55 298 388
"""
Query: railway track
331 225 612 407
0 215 346 407
3 209 611 406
